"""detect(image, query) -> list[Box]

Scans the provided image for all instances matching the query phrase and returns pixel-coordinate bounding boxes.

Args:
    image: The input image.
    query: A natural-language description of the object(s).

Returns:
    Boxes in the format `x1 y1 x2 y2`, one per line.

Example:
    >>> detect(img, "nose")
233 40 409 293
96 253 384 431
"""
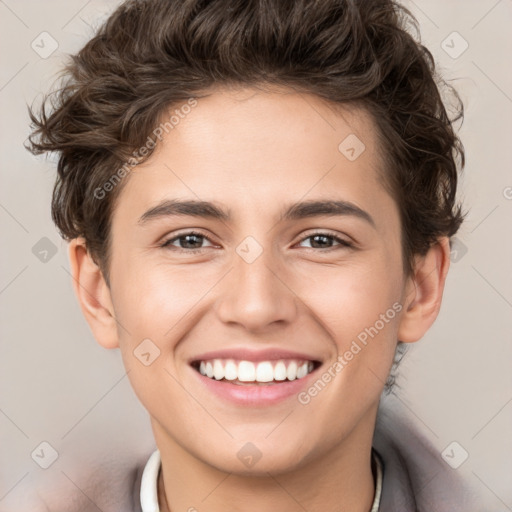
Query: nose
215 244 298 332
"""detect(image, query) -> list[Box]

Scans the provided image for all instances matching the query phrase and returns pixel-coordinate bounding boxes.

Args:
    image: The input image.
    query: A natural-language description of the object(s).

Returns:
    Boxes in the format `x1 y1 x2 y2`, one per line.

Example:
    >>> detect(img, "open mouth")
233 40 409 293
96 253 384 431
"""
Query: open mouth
191 358 321 385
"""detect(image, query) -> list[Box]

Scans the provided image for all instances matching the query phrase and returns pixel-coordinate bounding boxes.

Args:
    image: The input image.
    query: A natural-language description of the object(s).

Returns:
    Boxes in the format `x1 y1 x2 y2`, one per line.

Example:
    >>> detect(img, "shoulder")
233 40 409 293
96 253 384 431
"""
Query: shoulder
6 449 151 512
374 395 478 512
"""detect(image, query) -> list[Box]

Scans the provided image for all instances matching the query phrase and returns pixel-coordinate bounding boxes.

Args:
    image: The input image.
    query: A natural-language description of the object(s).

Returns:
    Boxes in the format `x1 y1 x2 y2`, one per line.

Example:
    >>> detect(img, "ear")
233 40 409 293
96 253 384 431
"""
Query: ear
68 238 119 349
397 237 451 343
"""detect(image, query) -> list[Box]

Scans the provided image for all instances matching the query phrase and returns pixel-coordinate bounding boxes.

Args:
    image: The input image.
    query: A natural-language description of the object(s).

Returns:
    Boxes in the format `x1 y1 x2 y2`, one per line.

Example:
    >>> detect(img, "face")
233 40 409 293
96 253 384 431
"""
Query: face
106 86 409 474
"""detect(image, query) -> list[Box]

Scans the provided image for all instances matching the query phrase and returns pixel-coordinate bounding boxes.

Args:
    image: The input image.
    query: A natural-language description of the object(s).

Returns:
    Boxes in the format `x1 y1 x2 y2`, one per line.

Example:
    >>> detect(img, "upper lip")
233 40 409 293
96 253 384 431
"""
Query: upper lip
189 348 322 364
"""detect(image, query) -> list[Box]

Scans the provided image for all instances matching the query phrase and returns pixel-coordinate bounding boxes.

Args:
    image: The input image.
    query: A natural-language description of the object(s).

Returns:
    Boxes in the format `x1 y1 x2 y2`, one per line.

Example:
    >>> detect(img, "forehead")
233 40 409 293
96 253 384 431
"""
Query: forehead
113 86 390 223
155 85 380 168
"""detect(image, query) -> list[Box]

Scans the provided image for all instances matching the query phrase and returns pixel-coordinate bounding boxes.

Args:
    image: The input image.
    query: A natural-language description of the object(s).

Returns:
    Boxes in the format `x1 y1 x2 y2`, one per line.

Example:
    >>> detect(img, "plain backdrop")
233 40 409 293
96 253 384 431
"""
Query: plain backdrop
1 0 511 510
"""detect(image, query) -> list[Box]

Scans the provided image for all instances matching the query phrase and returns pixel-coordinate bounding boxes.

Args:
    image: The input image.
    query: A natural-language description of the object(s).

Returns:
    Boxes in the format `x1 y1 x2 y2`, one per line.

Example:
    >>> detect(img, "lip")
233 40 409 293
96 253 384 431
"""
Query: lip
194 369 320 406
189 348 322 406
189 348 322 364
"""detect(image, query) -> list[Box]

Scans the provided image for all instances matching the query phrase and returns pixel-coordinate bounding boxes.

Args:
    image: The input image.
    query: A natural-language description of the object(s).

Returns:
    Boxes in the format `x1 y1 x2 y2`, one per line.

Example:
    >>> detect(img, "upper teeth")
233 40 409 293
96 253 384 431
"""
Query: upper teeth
197 359 315 383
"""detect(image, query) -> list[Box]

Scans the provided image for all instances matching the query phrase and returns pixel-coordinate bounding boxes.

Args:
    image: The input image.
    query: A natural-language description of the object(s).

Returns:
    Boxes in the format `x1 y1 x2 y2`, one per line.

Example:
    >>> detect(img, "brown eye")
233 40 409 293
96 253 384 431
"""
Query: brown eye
161 231 215 251
298 232 352 250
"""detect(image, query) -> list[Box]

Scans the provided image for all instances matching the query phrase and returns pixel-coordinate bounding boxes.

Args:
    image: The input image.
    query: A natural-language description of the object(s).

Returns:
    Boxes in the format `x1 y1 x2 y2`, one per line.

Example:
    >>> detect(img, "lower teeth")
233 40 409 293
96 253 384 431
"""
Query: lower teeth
230 379 279 386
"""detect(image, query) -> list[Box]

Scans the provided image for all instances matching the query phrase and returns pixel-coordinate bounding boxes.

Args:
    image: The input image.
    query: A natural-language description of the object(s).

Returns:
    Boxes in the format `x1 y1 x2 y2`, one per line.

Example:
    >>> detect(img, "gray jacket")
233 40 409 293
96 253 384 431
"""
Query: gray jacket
11 395 480 511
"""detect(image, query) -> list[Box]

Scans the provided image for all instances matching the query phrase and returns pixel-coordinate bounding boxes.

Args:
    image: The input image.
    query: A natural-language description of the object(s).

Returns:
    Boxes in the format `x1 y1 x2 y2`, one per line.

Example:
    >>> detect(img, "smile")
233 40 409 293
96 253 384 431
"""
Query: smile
193 359 317 385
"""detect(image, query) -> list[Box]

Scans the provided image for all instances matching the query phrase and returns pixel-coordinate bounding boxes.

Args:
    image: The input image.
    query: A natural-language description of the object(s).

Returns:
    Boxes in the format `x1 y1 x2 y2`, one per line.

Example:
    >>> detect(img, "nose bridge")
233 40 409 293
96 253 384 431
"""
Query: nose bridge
215 236 297 330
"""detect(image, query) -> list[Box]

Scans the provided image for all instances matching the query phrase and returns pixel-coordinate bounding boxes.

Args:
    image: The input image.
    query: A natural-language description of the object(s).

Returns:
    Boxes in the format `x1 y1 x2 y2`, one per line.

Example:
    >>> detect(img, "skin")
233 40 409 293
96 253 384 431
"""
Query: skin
69 85 450 512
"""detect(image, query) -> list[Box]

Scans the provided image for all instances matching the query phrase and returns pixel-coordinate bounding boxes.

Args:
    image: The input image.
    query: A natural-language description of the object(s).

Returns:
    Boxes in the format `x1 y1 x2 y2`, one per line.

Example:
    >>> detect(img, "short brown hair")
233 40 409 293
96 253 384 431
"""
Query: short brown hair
27 0 465 285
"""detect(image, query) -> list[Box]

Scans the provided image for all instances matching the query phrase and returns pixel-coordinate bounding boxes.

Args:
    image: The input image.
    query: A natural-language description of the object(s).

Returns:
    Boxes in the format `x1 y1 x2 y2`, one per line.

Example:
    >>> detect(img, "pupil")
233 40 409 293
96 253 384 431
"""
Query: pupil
312 235 331 248
182 234 202 248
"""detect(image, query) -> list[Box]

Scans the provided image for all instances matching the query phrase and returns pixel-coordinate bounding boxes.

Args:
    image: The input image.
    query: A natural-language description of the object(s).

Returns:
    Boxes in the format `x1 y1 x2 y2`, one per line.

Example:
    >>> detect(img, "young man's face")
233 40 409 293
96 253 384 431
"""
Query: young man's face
86 86 438 474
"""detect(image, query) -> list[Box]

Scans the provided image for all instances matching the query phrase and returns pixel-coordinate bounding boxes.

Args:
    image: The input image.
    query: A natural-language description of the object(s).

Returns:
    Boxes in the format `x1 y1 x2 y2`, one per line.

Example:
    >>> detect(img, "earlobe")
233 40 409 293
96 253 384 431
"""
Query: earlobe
397 237 451 343
68 238 119 349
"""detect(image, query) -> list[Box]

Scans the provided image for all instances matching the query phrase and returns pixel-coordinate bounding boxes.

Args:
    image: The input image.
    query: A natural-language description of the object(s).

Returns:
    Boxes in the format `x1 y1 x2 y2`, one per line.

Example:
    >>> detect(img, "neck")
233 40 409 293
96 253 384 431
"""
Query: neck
153 411 378 512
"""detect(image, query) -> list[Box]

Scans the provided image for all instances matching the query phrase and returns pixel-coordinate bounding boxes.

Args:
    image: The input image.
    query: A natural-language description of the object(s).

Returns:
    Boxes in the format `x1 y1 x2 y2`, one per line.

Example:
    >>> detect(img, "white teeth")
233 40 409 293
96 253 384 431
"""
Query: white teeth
213 360 224 380
238 361 256 382
256 361 274 382
297 362 308 379
224 360 238 380
274 361 287 381
196 358 316 383
287 361 298 381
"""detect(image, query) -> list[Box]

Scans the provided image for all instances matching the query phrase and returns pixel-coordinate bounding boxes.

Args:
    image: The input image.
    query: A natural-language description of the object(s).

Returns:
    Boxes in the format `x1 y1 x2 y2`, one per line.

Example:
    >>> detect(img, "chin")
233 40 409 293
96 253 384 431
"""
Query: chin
194 438 313 476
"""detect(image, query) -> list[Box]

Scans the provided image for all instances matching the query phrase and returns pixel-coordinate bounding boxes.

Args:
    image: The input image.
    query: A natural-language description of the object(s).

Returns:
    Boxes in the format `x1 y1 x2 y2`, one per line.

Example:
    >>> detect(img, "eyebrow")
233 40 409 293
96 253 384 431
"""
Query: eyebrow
138 199 376 228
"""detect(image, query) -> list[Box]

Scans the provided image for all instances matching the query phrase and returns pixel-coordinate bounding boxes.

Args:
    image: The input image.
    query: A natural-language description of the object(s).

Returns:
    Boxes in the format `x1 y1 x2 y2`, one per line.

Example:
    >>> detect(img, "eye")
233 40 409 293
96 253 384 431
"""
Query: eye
160 231 216 251
160 230 353 253
296 231 353 250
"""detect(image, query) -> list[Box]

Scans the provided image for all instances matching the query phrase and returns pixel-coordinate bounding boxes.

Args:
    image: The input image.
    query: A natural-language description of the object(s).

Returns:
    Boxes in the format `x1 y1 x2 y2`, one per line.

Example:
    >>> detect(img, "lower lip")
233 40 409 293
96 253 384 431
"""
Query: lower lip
193 367 319 406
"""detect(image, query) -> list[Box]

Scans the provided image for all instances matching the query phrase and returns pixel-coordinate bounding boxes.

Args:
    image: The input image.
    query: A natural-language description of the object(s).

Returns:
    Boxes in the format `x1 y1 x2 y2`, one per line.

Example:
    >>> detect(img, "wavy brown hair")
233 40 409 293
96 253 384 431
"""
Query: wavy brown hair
27 0 464 287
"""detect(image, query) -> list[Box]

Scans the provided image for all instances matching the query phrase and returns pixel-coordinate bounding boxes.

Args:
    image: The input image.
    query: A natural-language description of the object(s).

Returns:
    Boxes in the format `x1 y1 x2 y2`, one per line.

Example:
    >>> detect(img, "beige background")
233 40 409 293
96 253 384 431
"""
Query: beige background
0 0 511 510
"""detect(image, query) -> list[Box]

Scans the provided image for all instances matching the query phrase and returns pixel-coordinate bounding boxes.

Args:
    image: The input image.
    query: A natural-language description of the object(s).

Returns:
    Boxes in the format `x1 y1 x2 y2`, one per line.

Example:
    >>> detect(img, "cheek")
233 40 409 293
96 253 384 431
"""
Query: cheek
301 258 403 337
110 262 207 413
112 244 404 355
112 258 215 340
294 255 404 393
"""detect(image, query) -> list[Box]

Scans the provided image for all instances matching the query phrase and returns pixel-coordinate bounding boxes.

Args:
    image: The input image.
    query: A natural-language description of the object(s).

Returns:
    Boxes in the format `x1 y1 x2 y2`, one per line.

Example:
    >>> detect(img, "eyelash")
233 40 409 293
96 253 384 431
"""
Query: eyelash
160 230 354 253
